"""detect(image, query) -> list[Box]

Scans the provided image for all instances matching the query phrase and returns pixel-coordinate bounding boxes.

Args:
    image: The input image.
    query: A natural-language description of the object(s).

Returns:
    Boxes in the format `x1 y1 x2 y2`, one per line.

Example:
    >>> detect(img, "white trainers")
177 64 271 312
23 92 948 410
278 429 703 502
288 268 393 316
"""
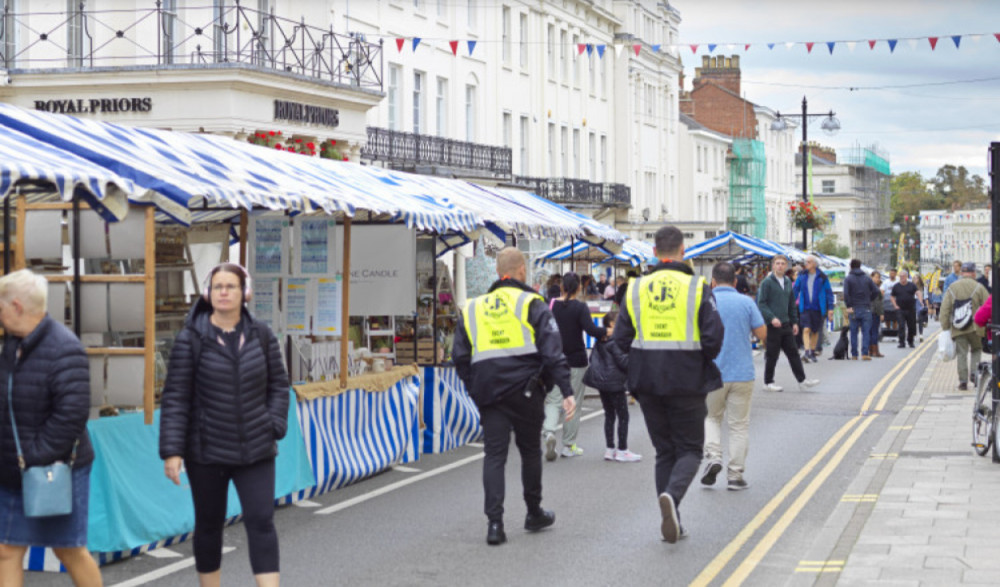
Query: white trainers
544 433 557 462
764 383 783 392
560 444 583 458
603 448 616 461
799 379 820 391
615 449 642 463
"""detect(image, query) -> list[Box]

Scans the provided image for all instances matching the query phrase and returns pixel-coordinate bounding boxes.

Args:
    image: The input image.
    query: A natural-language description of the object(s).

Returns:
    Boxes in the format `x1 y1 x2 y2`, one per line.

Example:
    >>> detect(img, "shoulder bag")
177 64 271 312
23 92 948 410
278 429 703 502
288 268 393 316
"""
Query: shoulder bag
7 371 75 518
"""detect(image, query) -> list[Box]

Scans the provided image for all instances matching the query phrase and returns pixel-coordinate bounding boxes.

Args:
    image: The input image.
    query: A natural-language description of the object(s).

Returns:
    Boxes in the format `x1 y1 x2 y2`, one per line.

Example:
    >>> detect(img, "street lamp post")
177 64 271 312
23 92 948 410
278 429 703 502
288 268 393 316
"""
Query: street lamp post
771 97 840 250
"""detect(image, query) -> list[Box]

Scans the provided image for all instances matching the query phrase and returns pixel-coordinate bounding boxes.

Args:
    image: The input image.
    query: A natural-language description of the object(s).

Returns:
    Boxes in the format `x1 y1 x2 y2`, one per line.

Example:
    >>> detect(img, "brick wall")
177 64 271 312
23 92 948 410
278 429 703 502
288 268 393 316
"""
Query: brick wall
686 83 758 139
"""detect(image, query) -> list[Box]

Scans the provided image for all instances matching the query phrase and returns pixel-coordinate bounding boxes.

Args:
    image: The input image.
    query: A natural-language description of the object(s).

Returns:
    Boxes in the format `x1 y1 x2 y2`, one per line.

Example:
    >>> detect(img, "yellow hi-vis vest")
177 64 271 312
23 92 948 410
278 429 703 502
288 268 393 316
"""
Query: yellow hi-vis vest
462 287 542 363
626 270 704 350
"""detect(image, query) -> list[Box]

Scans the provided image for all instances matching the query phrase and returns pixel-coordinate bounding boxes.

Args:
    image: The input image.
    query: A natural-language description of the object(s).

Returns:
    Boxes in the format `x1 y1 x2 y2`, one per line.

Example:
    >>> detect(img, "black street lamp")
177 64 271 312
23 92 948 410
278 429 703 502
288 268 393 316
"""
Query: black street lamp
771 97 841 250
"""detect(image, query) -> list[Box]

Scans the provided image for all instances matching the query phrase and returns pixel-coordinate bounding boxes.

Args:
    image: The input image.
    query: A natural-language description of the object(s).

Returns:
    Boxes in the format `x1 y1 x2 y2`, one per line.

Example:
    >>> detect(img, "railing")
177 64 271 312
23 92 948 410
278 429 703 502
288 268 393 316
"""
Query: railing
0 2 382 91
513 175 631 207
362 127 512 177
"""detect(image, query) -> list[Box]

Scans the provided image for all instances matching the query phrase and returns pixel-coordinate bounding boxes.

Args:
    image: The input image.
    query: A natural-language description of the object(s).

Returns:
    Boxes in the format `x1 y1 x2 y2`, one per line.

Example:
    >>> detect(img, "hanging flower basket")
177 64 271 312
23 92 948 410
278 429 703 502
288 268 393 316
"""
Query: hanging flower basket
788 201 828 230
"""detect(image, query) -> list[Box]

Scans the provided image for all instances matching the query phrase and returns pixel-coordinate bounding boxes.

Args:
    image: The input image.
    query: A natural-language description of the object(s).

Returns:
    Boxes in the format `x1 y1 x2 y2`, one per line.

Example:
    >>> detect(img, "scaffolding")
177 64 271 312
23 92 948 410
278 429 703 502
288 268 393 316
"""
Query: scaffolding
842 143 892 267
728 138 766 238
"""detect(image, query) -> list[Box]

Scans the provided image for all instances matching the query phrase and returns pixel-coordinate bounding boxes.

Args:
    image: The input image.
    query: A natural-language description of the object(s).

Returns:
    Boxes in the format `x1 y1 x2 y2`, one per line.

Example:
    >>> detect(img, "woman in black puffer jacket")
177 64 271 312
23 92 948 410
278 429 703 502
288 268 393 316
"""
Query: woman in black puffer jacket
159 263 289 586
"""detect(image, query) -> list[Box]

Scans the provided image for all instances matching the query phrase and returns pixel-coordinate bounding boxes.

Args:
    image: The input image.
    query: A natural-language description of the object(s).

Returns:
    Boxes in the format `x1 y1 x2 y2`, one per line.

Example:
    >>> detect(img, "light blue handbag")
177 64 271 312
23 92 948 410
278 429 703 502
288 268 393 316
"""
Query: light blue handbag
7 372 74 518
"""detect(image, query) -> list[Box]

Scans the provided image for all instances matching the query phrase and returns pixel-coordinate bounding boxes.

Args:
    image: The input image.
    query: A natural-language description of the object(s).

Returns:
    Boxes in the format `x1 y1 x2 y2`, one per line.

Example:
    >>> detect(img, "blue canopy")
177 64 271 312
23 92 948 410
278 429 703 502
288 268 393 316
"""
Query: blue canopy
683 231 786 260
534 239 655 267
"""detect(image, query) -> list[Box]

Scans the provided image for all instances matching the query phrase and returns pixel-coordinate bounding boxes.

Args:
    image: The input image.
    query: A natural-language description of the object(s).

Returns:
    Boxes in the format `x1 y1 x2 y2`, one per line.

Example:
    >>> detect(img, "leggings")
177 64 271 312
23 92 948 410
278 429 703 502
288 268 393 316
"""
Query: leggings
598 390 629 450
185 458 279 575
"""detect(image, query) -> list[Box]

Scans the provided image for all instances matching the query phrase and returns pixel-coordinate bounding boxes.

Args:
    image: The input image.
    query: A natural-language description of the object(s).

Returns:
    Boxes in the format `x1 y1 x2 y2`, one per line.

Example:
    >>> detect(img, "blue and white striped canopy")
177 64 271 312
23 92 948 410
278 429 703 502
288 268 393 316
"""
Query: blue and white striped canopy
534 238 654 267
0 124 135 219
683 231 786 260
0 103 480 231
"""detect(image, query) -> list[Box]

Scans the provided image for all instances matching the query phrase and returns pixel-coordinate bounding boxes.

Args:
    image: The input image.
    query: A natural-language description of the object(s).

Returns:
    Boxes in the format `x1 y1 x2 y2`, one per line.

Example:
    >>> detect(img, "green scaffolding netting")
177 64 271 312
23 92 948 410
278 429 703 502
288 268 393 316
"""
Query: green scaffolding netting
728 138 766 238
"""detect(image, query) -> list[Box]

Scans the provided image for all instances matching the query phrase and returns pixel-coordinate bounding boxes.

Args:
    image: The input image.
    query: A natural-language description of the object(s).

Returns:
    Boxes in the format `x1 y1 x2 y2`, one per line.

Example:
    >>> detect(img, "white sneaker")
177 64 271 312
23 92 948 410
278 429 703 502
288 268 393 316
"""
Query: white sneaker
799 379 820 391
561 444 583 458
764 383 783 392
544 433 557 462
603 448 616 461
615 449 642 462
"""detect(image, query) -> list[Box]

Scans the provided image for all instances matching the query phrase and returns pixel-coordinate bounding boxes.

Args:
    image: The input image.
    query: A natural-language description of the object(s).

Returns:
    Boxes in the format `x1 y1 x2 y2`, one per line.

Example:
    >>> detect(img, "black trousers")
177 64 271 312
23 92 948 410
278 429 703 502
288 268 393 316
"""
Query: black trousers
186 458 279 575
598 390 630 450
763 324 806 384
480 388 545 523
897 307 917 345
636 394 706 509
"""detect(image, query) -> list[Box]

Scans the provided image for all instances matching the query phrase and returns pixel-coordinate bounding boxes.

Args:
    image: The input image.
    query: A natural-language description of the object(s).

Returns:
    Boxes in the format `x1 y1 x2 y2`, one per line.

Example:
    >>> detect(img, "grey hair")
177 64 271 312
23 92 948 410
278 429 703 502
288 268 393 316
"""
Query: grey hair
0 269 48 314
898 269 909 277
805 255 819 265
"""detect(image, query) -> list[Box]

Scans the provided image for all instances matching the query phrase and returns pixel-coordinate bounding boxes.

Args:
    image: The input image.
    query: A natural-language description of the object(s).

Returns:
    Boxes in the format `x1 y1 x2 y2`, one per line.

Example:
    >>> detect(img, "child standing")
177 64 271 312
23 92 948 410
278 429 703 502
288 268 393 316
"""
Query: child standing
584 313 641 462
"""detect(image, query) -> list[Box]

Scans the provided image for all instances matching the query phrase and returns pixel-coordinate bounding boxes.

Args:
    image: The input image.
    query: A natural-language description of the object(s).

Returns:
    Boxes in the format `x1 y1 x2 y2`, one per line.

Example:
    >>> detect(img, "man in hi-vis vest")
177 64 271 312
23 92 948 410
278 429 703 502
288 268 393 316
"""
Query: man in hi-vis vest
453 247 576 546
612 225 724 544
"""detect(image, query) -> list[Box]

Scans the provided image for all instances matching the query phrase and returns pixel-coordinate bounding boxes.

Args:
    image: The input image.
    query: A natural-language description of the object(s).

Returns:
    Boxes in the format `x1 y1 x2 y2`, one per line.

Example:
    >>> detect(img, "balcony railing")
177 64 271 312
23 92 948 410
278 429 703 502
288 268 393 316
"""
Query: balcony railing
0 3 382 91
362 127 512 178
513 176 631 208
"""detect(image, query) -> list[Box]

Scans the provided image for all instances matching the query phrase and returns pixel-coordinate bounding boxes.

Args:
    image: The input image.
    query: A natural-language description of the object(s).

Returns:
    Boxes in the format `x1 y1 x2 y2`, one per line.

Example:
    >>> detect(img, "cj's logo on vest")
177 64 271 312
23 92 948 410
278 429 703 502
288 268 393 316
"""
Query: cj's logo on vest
483 295 511 319
645 277 681 312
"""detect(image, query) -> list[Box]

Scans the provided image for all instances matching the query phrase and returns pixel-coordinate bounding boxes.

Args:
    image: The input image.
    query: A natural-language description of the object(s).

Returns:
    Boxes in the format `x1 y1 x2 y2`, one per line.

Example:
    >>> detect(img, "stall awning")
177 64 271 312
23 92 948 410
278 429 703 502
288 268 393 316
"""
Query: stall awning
0 103 480 232
683 231 786 260
0 124 135 219
534 239 654 267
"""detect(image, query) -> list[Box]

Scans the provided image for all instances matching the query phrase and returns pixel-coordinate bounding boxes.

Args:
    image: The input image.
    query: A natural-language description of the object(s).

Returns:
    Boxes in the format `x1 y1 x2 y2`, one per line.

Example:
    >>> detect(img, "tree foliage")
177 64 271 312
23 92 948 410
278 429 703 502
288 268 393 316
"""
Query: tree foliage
814 233 849 259
890 166 988 224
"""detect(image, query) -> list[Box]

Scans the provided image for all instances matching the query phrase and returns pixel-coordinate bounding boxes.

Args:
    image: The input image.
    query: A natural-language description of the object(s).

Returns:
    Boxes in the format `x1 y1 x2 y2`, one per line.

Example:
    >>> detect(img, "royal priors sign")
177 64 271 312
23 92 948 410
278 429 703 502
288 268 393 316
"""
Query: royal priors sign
33 98 152 114
273 99 339 128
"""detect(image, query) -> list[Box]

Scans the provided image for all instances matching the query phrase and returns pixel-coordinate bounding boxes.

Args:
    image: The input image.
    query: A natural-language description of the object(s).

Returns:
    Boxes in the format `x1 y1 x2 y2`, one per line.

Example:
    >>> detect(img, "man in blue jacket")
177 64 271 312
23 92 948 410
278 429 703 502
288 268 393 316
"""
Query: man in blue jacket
843 259 881 360
793 256 835 363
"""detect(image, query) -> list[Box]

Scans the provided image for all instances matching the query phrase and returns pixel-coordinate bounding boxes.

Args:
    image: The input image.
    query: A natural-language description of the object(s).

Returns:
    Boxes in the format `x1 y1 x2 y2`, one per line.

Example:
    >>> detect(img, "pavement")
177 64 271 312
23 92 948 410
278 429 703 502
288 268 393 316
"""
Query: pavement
789 344 1000 587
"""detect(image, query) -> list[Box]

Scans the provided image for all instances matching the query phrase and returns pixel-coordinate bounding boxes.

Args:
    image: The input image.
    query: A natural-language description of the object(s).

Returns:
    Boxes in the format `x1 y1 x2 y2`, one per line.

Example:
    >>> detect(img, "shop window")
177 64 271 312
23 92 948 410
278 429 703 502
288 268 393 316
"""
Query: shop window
465 83 476 141
520 116 530 175
413 70 425 134
435 77 447 136
822 180 835 194
519 13 528 69
388 65 401 131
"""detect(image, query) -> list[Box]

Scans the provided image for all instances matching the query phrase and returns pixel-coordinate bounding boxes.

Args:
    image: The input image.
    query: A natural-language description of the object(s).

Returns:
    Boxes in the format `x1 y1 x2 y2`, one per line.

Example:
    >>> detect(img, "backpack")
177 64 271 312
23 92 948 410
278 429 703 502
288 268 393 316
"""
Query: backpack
952 297 974 330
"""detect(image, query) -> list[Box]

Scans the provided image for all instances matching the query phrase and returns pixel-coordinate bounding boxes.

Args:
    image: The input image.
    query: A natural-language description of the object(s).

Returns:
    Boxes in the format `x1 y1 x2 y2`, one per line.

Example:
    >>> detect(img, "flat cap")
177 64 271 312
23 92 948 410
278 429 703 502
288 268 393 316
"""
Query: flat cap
962 262 977 273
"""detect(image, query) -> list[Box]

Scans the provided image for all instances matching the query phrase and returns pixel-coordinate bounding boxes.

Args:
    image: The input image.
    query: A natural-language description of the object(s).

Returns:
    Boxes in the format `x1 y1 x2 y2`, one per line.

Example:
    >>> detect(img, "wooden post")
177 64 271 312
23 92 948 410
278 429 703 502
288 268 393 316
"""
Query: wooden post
14 194 25 270
144 206 156 424
239 209 249 267
339 216 352 388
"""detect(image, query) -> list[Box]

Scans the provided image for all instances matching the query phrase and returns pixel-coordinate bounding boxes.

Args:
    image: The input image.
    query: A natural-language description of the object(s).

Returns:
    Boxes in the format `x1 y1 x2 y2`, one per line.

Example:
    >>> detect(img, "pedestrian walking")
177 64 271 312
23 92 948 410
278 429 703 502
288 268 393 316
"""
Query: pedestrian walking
734 263 751 296
943 260 962 291
0 269 102 587
611 225 724 543
453 247 576 546
891 270 921 349
978 264 992 294
757 255 819 391
793 255 834 364
701 262 767 491
939 262 989 390
543 272 606 459
160 263 290 587
843 259 880 360
583 313 640 463
870 271 885 357
914 274 928 340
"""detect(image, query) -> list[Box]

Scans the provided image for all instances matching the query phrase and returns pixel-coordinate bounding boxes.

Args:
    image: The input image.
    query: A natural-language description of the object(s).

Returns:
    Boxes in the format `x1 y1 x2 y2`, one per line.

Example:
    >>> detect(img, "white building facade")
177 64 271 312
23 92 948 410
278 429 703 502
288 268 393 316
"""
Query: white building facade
918 208 991 274
677 113 730 242
755 106 798 245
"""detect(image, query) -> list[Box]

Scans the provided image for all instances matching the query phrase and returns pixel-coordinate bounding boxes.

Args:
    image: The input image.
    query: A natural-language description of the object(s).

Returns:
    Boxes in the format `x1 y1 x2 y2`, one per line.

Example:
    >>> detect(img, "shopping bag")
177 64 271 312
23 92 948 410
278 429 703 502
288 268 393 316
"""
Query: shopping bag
937 333 956 362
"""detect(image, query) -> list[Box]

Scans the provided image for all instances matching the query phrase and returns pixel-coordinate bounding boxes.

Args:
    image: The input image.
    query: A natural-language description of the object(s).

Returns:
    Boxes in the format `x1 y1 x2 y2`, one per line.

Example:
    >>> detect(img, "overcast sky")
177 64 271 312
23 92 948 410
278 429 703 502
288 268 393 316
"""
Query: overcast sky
671 0 1000 181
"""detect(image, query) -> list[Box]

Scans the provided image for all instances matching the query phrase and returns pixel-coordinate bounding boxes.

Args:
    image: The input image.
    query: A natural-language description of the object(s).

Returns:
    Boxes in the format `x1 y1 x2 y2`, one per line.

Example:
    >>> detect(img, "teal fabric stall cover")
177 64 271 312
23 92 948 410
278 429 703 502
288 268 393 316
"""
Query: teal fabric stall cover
86 390 315 553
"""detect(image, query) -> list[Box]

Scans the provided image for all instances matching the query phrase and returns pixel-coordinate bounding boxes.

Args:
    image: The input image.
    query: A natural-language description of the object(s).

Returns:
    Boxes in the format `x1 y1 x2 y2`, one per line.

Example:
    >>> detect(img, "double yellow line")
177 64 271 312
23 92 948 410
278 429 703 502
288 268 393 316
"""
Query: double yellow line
690 331 939 587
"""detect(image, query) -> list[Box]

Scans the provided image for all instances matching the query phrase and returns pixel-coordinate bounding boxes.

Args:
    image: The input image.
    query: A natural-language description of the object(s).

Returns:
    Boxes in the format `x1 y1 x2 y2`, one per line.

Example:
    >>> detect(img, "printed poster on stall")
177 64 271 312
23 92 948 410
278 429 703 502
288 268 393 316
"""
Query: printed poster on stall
283 278 312 334
313 276 343 335
334 225 416 316
251 277 280 331
249 214 289 277
294 217 337 276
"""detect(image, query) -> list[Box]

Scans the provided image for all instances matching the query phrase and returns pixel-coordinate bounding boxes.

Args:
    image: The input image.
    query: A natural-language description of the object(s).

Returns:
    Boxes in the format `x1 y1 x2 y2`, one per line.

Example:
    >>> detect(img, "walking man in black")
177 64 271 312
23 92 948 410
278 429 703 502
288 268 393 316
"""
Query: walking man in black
612 225 724 543
757 255 820 392
891 269 921 348
453 247 576 546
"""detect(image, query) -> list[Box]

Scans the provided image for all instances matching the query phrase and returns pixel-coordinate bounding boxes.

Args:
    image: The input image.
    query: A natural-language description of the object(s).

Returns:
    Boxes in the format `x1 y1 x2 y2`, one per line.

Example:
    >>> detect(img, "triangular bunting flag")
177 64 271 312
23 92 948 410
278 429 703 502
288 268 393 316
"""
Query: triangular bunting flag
968 34 982 43
785 42 795 50
995 33 1000 43
690 44 698 53
708 43 717 53
868 39 877 49
952 35 961 48
887 39 897 52
586 44 594 56
633 44 641 56
577 43 586 56
396 38 405 52
412 37 421 51
907 39 918 51
597 44 606 58
449 40 458 55
806 42 815 53
827 41 835 54
767 43 775 50
467 40 477 55
652 44 661 53
846 41 857 52
745 44 751 51
614 44 624 57
928 37 938 50
726 44 735 52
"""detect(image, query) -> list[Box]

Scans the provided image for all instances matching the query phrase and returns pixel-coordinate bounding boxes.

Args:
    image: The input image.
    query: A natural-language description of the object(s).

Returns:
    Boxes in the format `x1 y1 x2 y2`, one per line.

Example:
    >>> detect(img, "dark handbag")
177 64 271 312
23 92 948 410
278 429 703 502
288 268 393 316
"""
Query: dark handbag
7 372 75 518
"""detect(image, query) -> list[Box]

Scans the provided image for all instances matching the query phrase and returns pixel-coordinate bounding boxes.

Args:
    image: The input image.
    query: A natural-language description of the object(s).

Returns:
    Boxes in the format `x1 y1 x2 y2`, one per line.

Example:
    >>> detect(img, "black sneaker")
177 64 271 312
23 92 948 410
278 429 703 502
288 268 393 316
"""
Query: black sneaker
487 521 506 545
958 382 969 391
524 509 555 532
700 462 722 486
908 342 915 348
897 343 906 348
728 478 749 491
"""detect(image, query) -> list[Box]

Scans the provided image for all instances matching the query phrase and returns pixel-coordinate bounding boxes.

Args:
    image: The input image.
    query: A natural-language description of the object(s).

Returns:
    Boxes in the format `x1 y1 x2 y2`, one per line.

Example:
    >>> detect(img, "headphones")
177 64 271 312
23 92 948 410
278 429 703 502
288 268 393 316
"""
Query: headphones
202 263 254 304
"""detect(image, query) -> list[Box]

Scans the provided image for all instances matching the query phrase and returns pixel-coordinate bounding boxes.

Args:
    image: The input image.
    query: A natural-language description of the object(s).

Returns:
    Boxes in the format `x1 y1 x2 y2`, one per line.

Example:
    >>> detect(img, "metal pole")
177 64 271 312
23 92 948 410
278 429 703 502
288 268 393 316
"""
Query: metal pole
72 193 82 339
801 96 809 251
3 188 10 274
431 246 438 366
989 141 1000 462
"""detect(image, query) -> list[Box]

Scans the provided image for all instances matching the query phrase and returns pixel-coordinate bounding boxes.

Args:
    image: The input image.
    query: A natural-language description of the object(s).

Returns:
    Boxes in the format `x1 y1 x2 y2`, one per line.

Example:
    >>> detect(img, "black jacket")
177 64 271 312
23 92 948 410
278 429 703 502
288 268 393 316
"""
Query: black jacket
551 298 606 367
0 316 93 489
453 278 574 407
159 299 290 465
612 262 724 396
583 338 628 393
843 268 880 310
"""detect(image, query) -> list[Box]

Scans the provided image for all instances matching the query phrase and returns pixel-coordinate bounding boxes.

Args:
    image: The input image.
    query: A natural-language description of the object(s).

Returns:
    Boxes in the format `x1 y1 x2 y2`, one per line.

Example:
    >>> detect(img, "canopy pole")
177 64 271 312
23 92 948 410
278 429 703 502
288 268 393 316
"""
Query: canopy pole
72 194 82 339
432 247 438 365
3 188 11 274
339 216 352 388
238 209 248 267
143 206 156 425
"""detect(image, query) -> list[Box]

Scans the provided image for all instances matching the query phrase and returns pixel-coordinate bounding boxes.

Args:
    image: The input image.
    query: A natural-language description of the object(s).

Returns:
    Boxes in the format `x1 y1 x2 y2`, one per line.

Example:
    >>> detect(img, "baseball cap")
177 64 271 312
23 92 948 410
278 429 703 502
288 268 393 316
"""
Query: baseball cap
962 262 977 273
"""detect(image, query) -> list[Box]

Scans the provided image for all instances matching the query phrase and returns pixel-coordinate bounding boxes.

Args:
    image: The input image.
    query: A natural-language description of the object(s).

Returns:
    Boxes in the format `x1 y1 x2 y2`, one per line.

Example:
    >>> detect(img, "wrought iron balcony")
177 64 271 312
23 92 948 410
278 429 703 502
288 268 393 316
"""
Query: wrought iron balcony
0 3 382 91
361 127 512 178
513 176 631 208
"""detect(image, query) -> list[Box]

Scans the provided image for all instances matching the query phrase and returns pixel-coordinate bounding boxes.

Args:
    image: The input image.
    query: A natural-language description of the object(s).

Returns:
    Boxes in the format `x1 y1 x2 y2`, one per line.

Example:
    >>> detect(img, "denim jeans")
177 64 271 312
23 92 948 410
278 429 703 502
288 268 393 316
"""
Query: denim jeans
848 307 873 357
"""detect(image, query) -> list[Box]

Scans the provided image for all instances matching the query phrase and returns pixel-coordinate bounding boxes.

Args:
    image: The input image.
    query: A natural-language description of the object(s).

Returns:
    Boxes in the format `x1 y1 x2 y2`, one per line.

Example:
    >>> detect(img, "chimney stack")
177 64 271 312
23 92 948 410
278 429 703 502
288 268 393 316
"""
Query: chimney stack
691 54 742 95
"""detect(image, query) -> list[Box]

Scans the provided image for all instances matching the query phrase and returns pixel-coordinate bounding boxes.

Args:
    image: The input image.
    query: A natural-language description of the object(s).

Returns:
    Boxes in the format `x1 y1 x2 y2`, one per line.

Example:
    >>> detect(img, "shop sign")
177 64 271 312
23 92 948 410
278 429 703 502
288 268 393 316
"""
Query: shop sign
273 99 339 128
342 225 416 316
33 97 153 114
